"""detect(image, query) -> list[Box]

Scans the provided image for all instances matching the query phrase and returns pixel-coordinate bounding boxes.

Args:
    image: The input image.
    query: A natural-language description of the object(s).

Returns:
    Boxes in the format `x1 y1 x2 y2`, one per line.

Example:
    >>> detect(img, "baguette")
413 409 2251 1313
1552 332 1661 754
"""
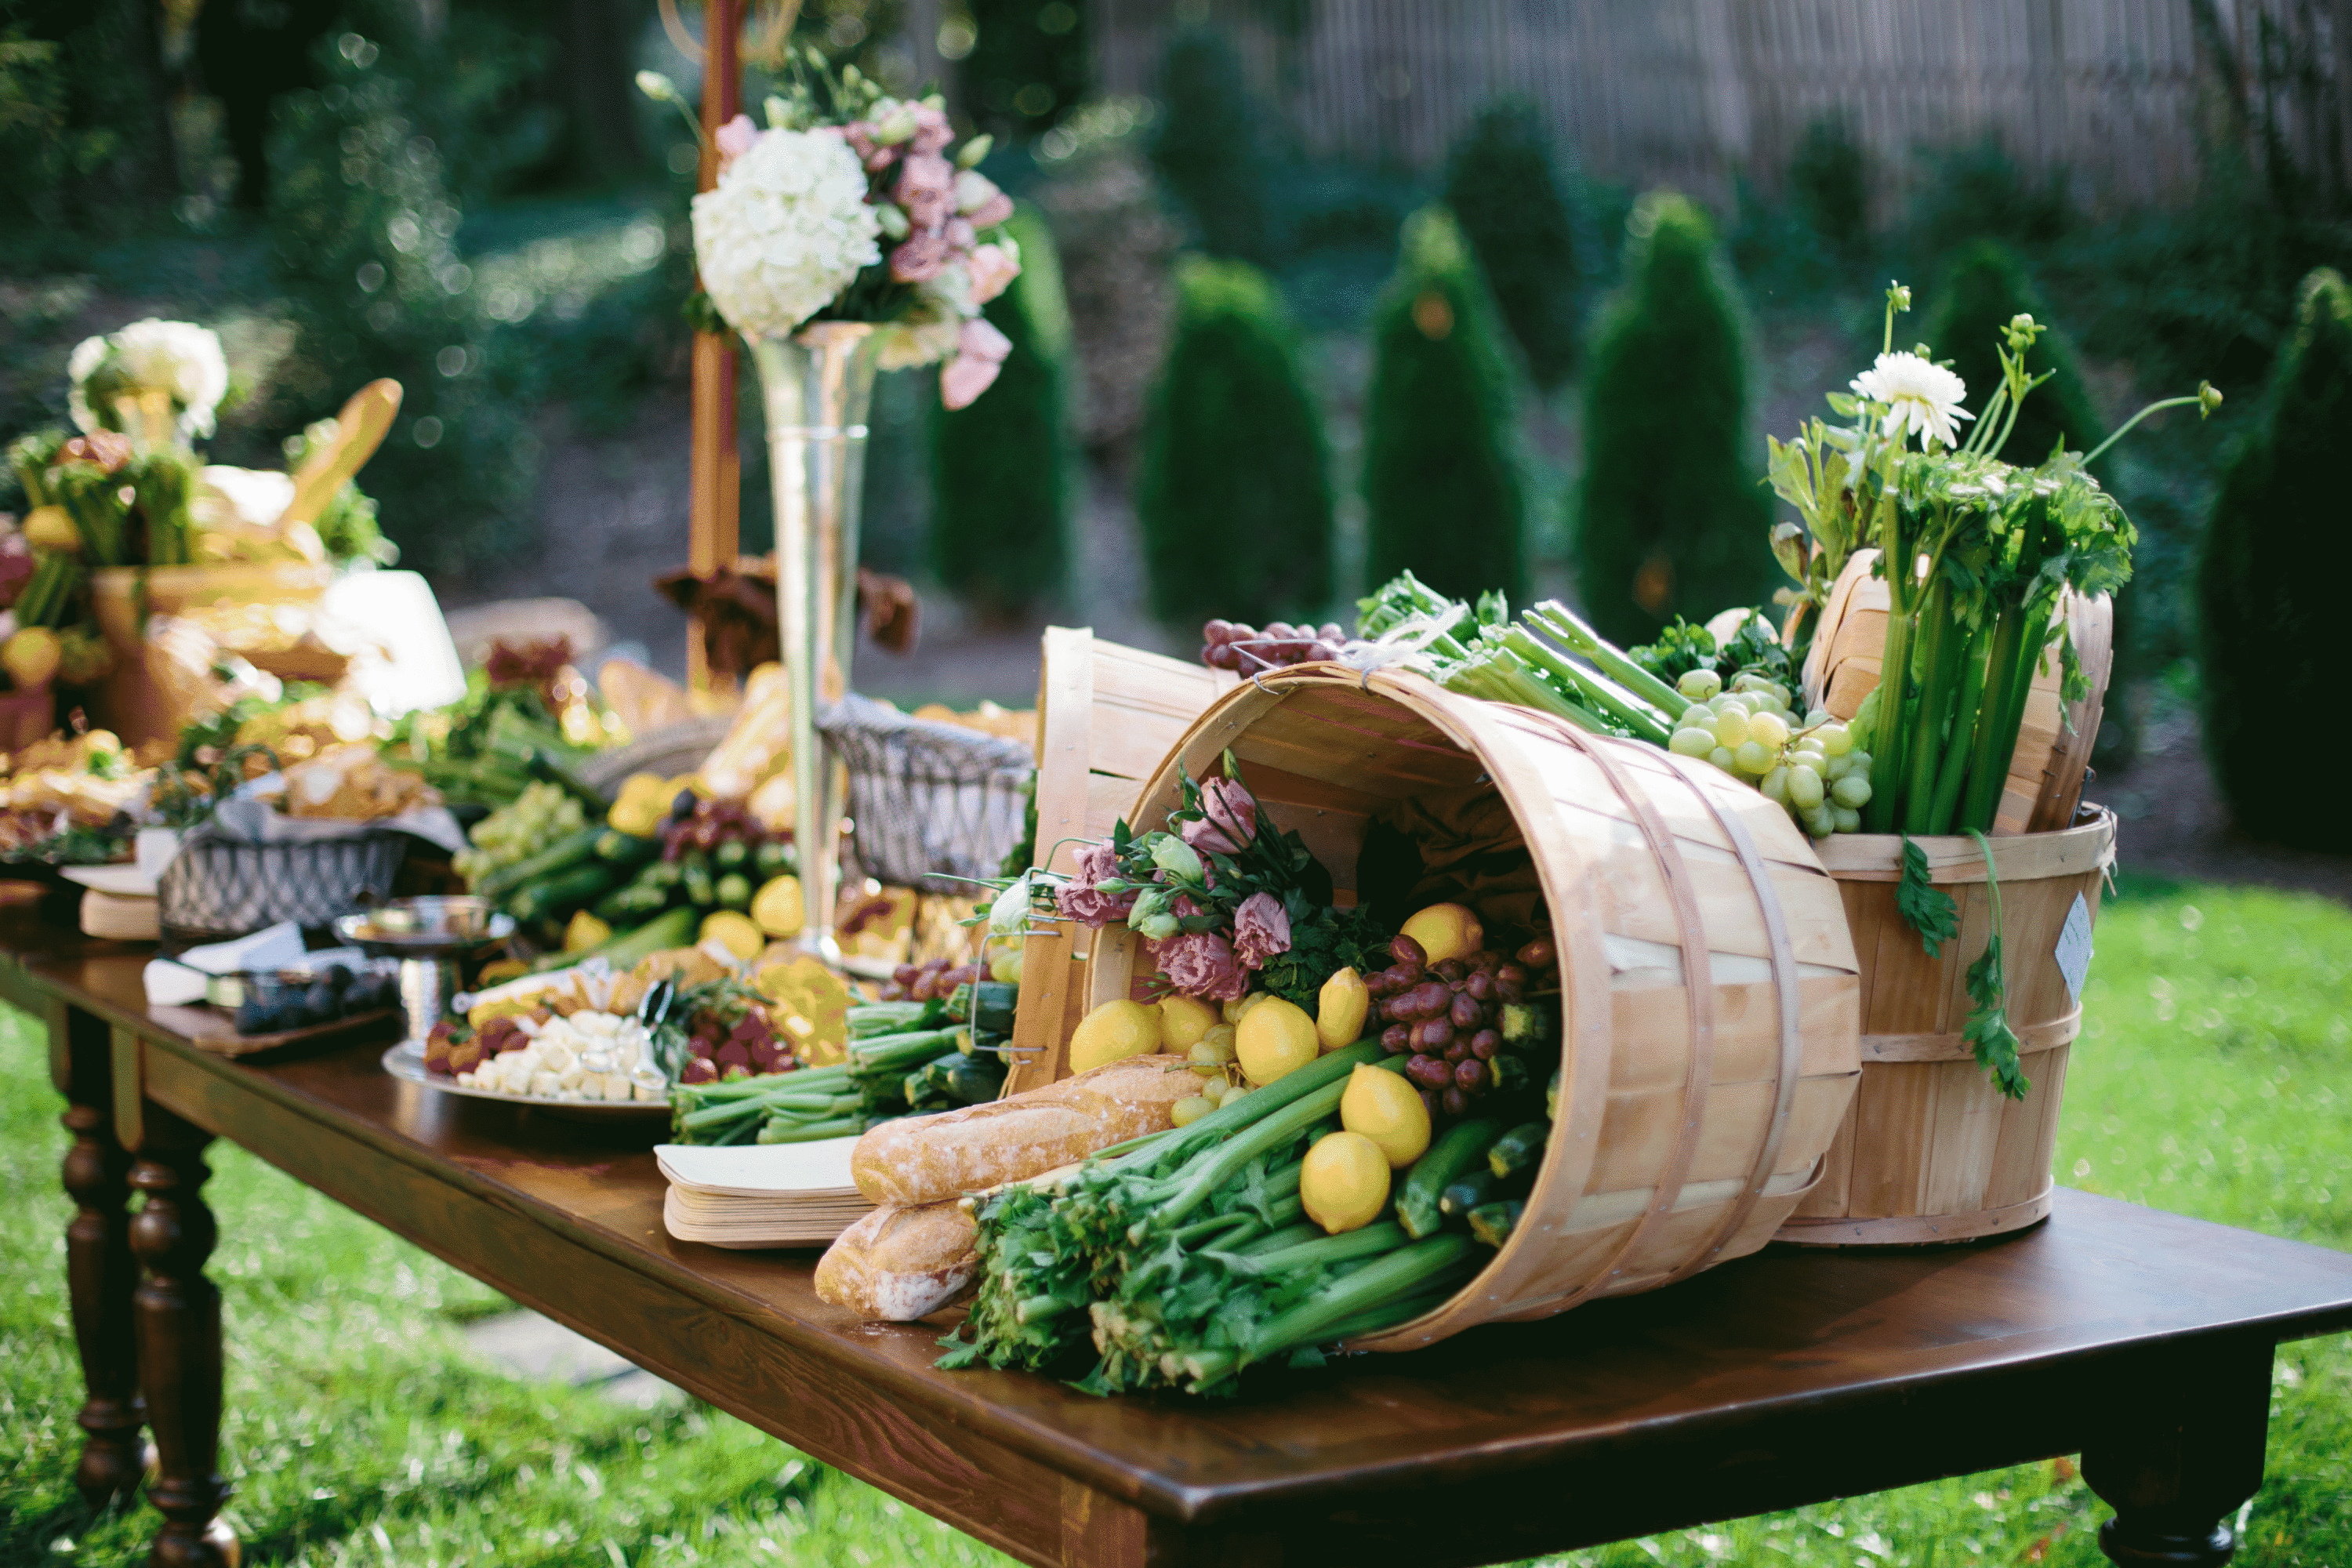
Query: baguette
851 1053 1196 1206
814 1202 977 1321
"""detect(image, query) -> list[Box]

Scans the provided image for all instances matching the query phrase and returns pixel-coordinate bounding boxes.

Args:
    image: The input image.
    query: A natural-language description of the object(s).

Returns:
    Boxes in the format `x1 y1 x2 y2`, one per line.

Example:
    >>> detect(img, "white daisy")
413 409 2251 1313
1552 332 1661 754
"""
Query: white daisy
1851 351 1974 451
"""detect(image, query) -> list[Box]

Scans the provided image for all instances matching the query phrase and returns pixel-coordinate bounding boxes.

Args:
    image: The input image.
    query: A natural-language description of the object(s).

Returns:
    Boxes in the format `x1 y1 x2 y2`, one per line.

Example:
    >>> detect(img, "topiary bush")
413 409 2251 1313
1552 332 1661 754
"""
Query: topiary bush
1149 26 1272 265
929 202 1072 619
1135 255 1331 627
1441 97 1580 390
1923 240 2105 466
1362 205 1525 604
1573 191 1771 645
1787 115 1869 257
2198 267 2352 852
266 34 537 579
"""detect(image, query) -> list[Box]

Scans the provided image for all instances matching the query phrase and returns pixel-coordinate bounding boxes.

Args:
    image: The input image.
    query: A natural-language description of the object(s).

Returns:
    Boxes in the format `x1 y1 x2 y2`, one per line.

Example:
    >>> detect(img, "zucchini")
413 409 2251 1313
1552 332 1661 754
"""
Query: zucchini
680 849 715 908
1439 1169 1500 1221
507 860 620 924
475 824 604 902
593 879 673 924
1468 1199 1523 1247
946 980 1018 1033
530 905 700 972
940 1055 1004 1104
594 829 661 866
1395 1115 1506 1240
1487 1121 1550 1181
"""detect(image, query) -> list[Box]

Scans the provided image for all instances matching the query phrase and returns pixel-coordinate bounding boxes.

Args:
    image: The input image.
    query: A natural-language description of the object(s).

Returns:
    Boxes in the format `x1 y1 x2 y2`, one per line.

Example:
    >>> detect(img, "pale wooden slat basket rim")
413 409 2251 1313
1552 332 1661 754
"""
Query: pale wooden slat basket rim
1106 666 1861 1352
1813 808 2119 883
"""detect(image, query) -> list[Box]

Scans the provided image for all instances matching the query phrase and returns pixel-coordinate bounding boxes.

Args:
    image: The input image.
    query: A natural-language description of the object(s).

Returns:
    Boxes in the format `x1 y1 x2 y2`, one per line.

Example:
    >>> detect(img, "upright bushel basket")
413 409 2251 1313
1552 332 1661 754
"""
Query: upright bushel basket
1075 668 1864 1348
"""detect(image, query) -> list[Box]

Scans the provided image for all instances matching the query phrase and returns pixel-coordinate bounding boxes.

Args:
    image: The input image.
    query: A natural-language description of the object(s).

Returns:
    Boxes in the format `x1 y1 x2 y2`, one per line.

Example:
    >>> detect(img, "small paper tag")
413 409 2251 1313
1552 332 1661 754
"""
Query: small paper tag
2054 892 2096 1005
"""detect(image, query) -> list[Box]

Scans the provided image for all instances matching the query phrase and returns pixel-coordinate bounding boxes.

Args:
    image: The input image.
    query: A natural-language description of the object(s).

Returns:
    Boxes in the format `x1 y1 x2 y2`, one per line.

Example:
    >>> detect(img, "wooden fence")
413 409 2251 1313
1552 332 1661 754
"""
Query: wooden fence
1089 0 2352 214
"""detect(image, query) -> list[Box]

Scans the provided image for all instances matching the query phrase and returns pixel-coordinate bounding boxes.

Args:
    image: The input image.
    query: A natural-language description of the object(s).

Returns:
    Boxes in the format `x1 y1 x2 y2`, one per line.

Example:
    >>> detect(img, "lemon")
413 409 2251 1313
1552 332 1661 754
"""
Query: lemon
1301 1131 1391 1233
750 875 805 936
564 909 612 953
1340 1064 1432 1168
1234 996 1317 1085
700 910 764 961
1069 999 1160 1074
1316 966 1370 1051
1157 993 1218 1051
1400 902 1484 966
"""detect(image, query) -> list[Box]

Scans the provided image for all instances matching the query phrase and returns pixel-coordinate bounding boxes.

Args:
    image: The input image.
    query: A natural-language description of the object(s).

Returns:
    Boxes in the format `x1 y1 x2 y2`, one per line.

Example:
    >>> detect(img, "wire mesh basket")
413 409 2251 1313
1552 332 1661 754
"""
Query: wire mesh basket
160 833 411 945
818 692 1034 894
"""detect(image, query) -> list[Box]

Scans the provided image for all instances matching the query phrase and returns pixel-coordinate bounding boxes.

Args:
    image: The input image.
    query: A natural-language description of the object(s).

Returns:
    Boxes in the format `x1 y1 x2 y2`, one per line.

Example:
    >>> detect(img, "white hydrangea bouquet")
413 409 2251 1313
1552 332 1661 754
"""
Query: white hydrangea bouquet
641 51 1022 409
67 318 230 446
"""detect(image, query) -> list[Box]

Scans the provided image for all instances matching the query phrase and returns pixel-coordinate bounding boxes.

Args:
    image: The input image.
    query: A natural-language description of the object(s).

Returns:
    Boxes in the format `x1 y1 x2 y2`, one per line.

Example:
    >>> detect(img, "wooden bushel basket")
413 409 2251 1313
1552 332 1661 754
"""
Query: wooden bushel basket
1052 666 1863 1349
1777 808 2114 1246
1802 550 2112 836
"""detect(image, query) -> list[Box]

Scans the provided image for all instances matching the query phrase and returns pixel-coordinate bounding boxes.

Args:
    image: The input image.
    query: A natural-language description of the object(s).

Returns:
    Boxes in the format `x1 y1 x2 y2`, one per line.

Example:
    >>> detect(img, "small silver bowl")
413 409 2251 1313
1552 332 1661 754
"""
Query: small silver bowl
335 896 515 955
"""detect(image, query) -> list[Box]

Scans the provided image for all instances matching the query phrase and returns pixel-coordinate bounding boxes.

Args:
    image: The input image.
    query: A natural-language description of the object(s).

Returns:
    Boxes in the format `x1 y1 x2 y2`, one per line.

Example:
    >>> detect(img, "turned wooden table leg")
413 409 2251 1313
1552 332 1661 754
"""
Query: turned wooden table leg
53 1002 146 1509
2084 1336 2272 1566
129 1104 239 1568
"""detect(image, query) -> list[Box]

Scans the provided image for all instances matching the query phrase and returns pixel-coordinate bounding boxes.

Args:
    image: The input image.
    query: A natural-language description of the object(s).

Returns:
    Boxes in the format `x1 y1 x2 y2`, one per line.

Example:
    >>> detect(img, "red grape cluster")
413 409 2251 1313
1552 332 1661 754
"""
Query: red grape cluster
1369 933 1559 1118
879 956 983 1003
677 1011 799 1084
661 794 779 861
1200 619 1351 672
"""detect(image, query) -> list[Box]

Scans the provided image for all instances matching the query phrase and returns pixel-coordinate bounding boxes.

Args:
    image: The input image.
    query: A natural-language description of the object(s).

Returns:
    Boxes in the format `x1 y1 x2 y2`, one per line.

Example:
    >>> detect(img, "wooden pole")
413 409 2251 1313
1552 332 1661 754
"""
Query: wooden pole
688 0 743 692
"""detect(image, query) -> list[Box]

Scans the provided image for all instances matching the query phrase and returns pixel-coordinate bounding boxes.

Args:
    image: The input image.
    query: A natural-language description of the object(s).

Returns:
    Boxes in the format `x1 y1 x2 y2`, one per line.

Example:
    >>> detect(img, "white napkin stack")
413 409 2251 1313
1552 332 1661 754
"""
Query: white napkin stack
656 1139 873 1249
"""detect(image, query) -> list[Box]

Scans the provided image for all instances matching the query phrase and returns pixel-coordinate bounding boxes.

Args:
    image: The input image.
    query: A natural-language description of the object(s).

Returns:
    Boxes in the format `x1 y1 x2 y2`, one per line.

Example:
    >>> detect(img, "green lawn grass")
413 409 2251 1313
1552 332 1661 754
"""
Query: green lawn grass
2 876 2346 1566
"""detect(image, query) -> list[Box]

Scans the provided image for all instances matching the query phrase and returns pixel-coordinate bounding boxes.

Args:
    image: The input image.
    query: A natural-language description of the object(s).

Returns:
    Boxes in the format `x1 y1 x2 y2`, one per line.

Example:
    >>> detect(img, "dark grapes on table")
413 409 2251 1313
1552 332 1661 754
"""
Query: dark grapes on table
1200 618 1355 673
1366 931 1560 1123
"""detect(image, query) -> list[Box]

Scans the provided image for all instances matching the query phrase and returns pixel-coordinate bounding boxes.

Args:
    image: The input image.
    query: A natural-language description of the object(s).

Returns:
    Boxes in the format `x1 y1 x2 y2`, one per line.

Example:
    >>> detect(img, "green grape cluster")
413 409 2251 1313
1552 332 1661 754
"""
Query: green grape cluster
452 782 587 884
1663 670 1874 838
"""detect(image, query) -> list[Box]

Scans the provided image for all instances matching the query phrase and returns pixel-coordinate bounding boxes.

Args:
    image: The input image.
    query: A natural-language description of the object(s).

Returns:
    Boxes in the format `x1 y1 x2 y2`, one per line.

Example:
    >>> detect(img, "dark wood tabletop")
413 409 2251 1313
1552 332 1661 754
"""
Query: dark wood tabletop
21 909 2352 1568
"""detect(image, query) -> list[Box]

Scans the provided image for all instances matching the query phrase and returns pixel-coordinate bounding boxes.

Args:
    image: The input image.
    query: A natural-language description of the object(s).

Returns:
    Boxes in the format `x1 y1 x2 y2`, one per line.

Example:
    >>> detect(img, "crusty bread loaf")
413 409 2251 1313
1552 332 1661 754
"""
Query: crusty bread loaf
814 1201 978 1321
850 1053 1196 1206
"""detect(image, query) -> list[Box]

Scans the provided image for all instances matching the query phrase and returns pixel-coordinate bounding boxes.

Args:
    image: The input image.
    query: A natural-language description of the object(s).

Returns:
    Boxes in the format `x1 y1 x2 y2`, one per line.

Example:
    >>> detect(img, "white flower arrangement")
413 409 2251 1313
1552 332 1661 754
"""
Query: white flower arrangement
691 127 884 341
644 63 1023 409
67 318 230 442
1849 350 1973 452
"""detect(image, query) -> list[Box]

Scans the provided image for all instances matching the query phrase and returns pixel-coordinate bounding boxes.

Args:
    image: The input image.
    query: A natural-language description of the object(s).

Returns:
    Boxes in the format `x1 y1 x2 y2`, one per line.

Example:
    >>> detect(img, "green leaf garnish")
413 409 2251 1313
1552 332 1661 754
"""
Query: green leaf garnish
1896 834 1960 958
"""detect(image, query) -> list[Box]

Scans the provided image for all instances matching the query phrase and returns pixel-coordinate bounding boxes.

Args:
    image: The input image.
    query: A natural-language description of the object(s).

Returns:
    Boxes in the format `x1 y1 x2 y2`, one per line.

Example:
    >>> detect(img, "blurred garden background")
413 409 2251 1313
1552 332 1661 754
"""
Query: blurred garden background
5 0 2351 1560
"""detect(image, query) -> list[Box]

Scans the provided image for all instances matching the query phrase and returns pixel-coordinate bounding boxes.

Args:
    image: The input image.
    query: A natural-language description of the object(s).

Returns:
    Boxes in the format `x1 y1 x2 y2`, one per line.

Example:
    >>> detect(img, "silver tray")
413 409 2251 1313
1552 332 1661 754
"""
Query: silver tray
381 1042 673 1122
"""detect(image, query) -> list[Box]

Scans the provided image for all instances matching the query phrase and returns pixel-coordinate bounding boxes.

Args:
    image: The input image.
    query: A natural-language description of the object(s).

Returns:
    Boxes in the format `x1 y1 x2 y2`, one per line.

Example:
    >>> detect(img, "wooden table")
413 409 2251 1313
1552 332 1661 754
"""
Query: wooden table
24 917 2352 1568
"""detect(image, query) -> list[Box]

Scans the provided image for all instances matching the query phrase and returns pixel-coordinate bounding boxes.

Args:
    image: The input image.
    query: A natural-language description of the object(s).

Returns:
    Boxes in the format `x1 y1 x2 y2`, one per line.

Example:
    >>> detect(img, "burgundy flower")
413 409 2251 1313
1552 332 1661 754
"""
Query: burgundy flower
1230 891 1291 971
893 153 956 229
1181 777 1258 857
890 230 952 283
1054 840 1135 927
1152 929 1250 1001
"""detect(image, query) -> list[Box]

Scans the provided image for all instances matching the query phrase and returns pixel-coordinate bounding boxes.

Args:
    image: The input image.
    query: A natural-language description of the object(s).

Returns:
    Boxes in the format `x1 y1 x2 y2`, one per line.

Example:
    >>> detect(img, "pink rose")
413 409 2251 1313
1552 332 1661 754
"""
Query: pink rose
845 124 896 172
890 230 951 283
894 154 956 229
714 113 759 169
909 104 953 155
963 193 1014 230
1230 892 1291 971
1152 929 1250 1001
946 216 977 252
1054 840 1136 927
1181 777 1258 857
966 242 1020 305
940 318 1014 410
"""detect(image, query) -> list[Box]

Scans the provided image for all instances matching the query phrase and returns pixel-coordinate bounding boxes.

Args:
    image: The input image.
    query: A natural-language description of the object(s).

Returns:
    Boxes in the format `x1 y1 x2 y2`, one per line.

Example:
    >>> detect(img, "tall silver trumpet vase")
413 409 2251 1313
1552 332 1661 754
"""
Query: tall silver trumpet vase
747 321 882 967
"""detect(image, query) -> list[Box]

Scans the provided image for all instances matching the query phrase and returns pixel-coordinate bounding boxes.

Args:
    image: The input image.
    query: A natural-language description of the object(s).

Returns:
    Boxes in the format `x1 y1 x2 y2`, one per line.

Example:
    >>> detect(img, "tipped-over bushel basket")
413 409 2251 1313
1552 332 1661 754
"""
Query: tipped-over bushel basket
1111 668 1863 1350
